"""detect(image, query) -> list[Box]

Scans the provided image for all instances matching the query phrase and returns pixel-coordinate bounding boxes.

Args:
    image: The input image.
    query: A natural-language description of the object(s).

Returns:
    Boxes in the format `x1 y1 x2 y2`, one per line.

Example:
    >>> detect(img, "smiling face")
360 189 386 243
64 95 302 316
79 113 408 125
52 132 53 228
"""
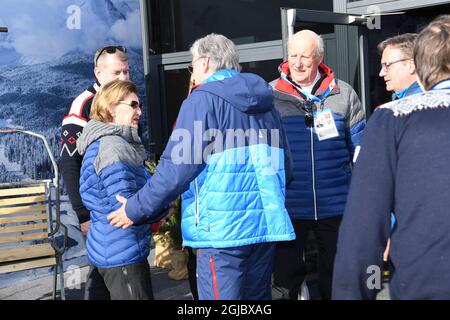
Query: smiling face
112 92 141 127
379 45 416 92
288 31 323 87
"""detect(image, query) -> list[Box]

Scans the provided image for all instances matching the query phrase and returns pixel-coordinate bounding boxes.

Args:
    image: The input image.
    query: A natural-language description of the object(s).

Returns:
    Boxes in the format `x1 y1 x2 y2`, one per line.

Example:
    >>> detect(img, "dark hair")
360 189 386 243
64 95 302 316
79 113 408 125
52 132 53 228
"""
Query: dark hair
377 33 417 57
414 15 450 90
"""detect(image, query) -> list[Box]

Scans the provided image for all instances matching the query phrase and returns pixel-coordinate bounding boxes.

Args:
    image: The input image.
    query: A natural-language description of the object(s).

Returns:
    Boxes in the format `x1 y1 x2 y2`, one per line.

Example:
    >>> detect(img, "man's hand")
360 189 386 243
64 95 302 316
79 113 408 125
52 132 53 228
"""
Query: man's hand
80 220 91 236
107 195 134 229
383 238 391 262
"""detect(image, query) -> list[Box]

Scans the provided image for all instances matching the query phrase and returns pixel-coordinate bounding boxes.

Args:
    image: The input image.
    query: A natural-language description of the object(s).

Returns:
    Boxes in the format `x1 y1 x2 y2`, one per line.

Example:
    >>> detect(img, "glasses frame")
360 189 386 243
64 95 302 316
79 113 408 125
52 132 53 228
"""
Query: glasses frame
118 100 142 110
187 56 206 74
95 46 127 66
380 58 411 72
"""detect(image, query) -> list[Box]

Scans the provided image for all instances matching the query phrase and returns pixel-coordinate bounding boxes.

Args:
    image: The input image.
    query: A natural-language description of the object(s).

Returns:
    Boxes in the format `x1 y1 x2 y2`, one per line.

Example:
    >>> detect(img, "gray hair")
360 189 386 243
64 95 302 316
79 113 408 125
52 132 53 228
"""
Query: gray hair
288 31 324 58
316 35 324 57
190 33 242 72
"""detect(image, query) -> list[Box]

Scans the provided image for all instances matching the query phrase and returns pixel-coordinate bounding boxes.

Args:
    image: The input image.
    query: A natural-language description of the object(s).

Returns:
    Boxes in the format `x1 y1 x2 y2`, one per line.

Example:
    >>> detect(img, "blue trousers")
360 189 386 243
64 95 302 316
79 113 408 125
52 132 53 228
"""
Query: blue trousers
196 242 275 300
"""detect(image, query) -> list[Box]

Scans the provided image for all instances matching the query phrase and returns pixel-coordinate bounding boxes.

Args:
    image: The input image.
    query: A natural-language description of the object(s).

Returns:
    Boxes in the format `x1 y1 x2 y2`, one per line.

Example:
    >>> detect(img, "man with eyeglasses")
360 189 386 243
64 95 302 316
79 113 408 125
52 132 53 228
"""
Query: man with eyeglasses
333 14 450 299
377 34 422 270
270 30 366 300
59 45 129 300
378 33 422 100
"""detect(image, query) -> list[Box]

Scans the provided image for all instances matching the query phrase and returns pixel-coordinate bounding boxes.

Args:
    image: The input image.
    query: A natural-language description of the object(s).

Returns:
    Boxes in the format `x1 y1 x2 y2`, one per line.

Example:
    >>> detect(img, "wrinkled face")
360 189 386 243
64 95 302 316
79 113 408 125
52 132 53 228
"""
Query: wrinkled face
379 46 415 92
95 54 130 86
288 39 323 87
112 92 141 127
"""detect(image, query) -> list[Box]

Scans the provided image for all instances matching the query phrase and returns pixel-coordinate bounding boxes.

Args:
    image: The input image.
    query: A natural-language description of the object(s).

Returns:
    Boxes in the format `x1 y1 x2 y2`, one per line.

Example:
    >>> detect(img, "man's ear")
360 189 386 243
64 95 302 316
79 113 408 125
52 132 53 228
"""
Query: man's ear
94 67 101 82
202 57 210 73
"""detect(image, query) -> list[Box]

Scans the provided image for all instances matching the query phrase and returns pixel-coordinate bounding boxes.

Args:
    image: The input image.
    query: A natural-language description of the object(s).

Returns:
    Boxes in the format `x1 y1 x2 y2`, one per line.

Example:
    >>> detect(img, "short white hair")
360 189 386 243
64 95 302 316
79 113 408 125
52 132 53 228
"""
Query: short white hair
288 31 324 57
190 33 242 72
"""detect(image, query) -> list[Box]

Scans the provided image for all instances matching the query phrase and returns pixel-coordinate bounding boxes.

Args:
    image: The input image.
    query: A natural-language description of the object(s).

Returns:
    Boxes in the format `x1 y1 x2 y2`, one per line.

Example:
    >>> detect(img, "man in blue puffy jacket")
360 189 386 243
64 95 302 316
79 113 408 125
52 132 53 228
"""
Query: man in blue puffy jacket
271 30 366 300
108 33 295 300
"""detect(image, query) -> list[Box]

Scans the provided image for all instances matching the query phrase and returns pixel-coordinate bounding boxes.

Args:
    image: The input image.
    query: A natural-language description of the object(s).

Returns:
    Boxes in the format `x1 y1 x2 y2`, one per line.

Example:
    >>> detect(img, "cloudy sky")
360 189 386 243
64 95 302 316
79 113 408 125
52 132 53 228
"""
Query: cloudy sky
0 0 142 65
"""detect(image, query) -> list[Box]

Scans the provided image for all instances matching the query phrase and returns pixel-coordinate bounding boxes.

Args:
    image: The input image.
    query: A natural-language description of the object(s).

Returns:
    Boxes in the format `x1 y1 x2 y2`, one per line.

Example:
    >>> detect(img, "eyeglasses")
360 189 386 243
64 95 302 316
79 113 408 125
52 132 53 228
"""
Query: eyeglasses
380 58 411 72
187 56 206 74
302 102 314 128
95 46 127 66
118 100 142 110
305 112 314 127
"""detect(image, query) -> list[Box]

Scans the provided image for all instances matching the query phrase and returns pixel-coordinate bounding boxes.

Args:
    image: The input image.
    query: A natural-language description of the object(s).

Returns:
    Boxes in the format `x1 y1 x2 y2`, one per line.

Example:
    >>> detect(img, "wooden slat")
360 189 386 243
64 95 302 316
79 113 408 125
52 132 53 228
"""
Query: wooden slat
0 257 56 274
0 195 46 207
0 223 48 234
0 186 46 197
0 205 46 216
0 243 55 262
0 213 47 225
0 232 48 244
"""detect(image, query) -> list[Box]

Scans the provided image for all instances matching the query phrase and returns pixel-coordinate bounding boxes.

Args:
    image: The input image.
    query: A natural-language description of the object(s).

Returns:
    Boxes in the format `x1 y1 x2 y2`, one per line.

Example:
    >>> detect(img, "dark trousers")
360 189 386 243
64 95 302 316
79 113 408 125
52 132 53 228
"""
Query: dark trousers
186 247 199 300
273 216 342 300
95 260 154 300
84 266 111 300
197 243 275 300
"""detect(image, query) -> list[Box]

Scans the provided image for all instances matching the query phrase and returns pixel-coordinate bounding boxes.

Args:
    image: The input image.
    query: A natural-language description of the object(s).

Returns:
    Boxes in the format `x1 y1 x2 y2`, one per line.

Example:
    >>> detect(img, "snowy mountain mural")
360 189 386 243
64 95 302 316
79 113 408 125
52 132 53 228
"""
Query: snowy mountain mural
0 0 147 288
0 0 147 183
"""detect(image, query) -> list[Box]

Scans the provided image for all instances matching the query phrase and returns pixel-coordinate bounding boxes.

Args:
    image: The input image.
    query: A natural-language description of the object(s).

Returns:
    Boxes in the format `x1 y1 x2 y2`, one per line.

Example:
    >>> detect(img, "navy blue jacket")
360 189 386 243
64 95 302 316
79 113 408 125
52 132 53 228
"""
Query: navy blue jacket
332 87 450 299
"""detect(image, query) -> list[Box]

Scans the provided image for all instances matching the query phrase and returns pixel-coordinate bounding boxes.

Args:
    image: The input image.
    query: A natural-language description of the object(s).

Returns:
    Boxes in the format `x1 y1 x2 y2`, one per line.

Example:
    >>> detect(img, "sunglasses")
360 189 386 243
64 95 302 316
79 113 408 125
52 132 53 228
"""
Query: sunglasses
302 102 314 128
187 56 206 74
95 45 127 66
118 100 142 110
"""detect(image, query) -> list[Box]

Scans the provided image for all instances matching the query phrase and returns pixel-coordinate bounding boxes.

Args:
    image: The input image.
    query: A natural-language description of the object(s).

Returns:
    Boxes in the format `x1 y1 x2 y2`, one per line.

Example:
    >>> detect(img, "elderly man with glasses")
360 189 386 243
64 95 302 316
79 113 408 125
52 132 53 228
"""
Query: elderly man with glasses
59 45 130 300
270 30 366 300
107 33 295 300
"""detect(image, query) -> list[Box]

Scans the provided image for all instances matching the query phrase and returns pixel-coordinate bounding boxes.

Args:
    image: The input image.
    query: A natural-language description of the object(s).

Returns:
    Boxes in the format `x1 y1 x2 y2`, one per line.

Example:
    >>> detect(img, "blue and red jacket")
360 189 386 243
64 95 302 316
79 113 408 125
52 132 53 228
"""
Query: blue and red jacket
126 70 295 248
271 62 366 220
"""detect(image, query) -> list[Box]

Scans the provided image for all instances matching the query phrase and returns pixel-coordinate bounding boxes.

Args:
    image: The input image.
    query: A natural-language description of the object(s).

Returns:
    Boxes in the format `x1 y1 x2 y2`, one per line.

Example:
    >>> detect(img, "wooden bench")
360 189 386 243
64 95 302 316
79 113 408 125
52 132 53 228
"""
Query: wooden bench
0 129 67 300
0 181 67 299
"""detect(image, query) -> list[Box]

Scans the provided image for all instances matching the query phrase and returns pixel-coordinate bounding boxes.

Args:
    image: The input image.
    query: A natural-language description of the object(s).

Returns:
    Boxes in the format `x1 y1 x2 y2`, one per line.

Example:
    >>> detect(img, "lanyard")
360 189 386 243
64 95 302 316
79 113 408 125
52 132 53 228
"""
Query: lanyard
281 72 336 103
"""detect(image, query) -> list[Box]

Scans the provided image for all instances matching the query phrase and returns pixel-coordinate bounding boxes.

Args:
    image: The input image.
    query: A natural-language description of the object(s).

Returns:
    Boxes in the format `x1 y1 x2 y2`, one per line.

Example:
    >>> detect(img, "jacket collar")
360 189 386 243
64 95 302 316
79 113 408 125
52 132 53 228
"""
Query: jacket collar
274 61 340 101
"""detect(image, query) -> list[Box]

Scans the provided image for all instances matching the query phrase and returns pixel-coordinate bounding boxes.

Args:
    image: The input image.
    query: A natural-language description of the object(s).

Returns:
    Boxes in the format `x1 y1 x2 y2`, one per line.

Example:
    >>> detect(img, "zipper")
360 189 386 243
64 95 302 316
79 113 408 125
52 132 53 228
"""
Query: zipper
122 267 134 299
309 122 318 221
194 179 199 226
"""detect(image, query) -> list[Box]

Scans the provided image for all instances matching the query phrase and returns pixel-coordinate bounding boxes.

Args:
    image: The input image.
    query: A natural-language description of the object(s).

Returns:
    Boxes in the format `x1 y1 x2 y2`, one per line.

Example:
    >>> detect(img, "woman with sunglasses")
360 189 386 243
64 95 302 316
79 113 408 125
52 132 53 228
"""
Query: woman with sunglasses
76 80 166 299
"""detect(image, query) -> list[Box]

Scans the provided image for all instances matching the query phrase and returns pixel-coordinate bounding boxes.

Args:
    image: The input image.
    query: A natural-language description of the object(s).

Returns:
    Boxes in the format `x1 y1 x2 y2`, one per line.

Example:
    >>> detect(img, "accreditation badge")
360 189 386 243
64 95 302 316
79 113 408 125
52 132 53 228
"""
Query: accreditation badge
314 109 339 141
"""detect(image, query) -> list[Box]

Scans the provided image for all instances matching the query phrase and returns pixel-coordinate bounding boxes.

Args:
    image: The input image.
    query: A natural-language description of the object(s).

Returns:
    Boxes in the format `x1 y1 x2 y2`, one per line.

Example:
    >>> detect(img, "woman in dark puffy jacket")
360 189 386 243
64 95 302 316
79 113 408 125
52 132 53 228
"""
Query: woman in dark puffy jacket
77 80 165 300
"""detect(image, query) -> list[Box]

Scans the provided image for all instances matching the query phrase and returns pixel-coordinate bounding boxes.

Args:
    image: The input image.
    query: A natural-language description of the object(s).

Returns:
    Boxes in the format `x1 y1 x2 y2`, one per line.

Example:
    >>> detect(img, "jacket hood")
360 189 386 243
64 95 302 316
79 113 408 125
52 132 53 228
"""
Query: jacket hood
195 72 274 114
77 120 142 156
